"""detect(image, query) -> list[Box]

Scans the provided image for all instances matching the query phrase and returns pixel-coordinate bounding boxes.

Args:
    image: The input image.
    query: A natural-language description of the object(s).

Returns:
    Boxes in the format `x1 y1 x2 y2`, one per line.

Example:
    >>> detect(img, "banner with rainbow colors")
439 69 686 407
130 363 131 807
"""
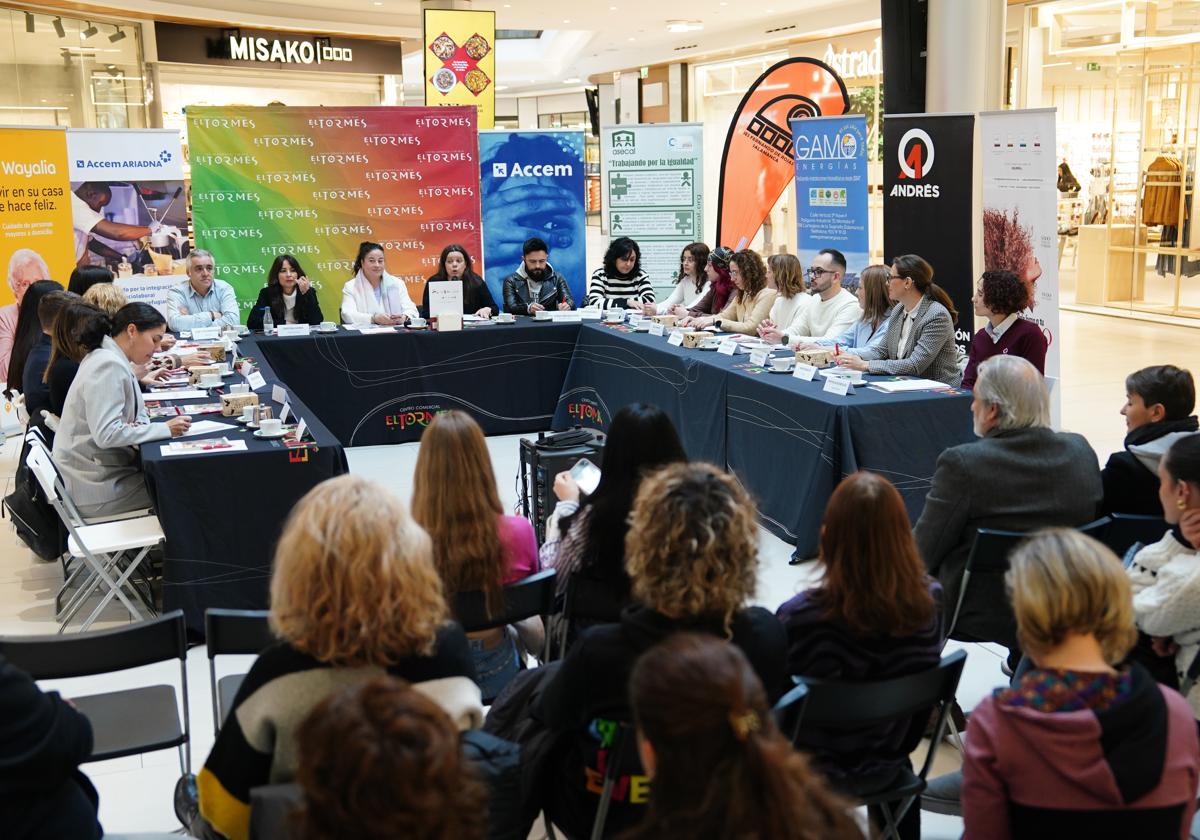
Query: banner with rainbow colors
188 105 481 322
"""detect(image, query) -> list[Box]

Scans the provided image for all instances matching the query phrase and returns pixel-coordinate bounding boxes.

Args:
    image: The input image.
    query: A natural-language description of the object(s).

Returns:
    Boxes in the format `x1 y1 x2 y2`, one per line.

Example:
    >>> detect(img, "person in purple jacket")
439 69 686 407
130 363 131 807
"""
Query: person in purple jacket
962 270 1048 390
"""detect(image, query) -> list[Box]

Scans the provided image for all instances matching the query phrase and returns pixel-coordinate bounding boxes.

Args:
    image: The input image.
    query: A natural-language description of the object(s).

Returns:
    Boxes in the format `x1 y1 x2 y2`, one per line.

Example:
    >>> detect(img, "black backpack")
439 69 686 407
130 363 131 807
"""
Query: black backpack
2 457 65 561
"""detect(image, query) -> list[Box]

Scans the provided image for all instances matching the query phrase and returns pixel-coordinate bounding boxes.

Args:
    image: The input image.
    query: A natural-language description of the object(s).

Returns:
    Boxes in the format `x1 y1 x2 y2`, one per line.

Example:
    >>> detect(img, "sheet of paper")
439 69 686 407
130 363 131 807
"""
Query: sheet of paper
870 378 951 393
428 281 465 320
179 420 237 437
147 388 208 400
160 438 248 456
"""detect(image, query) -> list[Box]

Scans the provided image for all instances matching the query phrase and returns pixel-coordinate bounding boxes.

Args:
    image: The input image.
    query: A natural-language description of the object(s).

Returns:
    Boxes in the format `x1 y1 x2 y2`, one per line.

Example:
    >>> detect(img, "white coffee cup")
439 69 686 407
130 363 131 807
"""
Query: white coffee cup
259 418 283 435
320 321 337 331
231 383 250 394
603 310 625 323
199 373 222 388
771 356 795 371
409 317 427 328
497 313 515 323
237 325 250 336
241 405 257 421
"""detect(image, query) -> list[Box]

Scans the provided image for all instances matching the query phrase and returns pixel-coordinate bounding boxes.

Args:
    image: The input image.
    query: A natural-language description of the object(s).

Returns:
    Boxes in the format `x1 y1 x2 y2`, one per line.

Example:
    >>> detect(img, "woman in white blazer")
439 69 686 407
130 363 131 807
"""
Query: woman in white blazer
340 241 419 326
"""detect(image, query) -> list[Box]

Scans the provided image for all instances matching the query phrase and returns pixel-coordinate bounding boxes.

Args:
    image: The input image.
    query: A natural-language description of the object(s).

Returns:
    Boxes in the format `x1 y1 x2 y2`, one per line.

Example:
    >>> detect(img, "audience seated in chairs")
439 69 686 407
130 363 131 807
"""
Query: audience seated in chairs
542 403 686 652
961 528 1200 839
21 290 77 433
294 676 489 840
190 474 482 840
914 355 1102 656
5 279 62 396
412 410 541 701
0 653 103 840
620 634 862 840
776 470 943 840
1127 432 1200 716
536 462 786 839
1101 365 1197 517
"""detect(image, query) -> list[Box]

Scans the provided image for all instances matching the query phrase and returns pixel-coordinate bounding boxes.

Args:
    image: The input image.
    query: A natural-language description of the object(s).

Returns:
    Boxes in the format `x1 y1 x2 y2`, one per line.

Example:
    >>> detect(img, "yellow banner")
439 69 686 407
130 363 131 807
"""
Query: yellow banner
0 127 74 307
422 9 496 129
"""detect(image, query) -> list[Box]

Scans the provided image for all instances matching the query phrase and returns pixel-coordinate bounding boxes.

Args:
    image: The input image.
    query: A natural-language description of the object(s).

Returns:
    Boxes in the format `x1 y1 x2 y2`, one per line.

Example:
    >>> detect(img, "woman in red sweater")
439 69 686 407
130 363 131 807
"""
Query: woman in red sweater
961 270 1047 389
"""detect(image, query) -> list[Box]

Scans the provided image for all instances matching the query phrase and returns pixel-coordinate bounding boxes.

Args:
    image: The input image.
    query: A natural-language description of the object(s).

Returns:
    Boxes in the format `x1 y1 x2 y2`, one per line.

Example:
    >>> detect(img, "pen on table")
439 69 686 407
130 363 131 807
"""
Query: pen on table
835 343 840 356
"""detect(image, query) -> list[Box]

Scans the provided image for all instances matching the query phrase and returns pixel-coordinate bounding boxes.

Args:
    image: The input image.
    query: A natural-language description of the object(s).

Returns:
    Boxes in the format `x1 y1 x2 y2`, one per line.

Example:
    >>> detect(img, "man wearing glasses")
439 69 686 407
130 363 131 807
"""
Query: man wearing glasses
761 248 861 347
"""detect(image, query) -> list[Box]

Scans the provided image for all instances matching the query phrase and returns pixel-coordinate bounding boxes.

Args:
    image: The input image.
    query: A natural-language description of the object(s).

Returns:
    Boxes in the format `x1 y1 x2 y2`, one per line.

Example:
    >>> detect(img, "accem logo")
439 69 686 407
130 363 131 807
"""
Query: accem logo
890 127 939 198
492 162 574 178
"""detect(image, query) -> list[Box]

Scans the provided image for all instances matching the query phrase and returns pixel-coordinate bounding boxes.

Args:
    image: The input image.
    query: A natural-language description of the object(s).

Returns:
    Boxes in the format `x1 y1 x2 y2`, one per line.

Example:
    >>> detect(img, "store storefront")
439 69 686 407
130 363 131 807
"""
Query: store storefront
0 7 148 129
1017 0 1200 323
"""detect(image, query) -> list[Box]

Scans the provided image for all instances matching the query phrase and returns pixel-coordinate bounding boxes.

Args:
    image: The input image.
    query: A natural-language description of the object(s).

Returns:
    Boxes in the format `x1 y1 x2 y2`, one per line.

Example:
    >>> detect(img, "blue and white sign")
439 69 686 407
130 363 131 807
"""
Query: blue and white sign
791 115 869 285
479 130 587 307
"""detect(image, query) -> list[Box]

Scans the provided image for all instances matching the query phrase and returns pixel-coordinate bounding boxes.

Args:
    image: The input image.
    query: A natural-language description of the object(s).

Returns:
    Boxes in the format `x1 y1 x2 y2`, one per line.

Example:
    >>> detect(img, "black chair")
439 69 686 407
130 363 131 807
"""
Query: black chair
1102 513 1169 558
556 574 627 660
205 608 274 736
771 680 809 737
452 568 558 665
0 610 191 774
784 650 967 840
249 783 302 840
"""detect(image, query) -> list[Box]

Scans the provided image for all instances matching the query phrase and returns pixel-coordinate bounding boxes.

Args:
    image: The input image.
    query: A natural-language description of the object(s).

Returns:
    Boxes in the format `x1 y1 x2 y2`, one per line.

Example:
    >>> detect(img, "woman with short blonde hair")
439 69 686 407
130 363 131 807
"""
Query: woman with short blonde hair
81 282 128 316
962 528 1200 840
193 475 481 840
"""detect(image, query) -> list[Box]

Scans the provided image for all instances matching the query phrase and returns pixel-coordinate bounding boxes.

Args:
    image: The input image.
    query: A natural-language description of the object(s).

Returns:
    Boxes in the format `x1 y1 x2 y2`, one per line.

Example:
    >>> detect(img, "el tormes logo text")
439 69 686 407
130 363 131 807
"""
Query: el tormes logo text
890 128 940 199
385 408 451 430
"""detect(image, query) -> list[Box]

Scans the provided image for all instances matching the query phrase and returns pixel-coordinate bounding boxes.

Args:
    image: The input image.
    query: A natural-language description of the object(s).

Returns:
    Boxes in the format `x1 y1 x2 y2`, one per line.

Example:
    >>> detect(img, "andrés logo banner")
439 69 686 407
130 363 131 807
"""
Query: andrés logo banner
716 58 849 252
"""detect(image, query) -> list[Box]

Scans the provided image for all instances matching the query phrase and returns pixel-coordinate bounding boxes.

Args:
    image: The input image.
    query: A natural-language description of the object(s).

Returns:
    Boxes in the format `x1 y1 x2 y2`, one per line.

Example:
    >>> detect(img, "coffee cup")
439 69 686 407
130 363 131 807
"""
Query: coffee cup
199 373 222 389
237 325 250 336
231 383 250 394
319 321 337 332
241 405 257 421
603 310 625 323
497 312 515 323
259 418 283 435
771 356 795 372
409 317 427 328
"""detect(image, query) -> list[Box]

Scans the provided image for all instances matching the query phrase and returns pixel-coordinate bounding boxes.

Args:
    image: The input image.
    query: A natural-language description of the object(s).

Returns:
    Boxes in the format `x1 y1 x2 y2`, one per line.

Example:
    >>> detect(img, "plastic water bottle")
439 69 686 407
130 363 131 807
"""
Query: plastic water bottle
262 307 274 335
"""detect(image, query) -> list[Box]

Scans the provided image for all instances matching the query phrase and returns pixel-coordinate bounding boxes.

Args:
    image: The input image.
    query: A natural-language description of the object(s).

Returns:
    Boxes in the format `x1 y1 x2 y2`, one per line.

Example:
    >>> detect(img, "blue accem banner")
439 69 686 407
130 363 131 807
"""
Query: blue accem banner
479 130 587 306
791 114 869 287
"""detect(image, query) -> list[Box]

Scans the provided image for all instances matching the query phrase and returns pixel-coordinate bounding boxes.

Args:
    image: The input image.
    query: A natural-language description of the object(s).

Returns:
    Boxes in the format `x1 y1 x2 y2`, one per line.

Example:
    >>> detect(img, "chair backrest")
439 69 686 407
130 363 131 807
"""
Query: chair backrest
1104 513 1169 557
563 573 626 625
963 528 1026 575
24 442 60 504
0 610 188 679
452 568 558 632
205 609 274 659
771 680 809 740
249 783 303 840
1077 516 1112 539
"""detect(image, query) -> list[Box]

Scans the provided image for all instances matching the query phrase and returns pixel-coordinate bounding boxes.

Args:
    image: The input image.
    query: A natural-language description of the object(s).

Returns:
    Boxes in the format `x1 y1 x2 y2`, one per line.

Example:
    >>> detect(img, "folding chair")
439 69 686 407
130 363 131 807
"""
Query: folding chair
25 439 163 632
783 650 967 840
557 574 627 660
453 568 557 663
1102 512 1169 559
0 610 192 775
205 608 274 736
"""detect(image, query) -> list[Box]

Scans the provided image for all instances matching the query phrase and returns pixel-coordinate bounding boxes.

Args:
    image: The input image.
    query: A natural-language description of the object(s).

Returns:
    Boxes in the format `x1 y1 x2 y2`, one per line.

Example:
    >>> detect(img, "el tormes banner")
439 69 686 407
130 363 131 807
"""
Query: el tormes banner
423 9 496 129
187 105 482 322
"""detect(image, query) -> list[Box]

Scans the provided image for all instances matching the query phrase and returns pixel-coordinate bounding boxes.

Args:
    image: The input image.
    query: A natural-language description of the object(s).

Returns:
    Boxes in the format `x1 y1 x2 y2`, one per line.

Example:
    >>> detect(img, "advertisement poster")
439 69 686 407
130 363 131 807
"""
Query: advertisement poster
423 9 496 129
716 58 848 252
601 123 703 285
66 128 187 314
187 105 482 321
980 109 1060 381
883 113 975 347
479 130 586 307
0 127 74 311
791 114 869 284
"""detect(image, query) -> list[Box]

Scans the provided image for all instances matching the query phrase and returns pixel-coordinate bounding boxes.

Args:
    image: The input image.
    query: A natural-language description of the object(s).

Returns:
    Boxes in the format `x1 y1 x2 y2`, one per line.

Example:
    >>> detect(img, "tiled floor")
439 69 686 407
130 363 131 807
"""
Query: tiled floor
1 308 1197 836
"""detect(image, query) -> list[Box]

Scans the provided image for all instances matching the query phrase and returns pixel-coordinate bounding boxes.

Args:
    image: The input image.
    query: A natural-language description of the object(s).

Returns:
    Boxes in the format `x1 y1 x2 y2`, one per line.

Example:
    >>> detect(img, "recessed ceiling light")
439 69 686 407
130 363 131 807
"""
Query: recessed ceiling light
563 19 571 23
667 20 704 32
628 36 636 41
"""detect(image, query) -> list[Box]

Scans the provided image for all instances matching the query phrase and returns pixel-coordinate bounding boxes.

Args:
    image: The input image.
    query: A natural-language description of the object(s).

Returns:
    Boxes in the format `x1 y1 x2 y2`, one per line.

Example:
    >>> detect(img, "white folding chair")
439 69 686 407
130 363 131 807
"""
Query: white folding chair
25 441 164 632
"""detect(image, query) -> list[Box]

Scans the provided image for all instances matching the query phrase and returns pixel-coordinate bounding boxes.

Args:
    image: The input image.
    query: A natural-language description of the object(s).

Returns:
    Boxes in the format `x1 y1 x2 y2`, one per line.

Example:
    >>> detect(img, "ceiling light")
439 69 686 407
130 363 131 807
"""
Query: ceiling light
563 19 571 23
109 26 126 43
564 77 581 83
82 21 99 39
667 20 704 32
628 36 636 41
25 12 35 33
53 17 66 38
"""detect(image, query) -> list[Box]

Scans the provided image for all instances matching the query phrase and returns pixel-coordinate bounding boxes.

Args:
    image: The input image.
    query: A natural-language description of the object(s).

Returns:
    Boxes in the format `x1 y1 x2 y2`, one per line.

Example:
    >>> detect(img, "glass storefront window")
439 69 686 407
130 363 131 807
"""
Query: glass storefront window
0 9 147 128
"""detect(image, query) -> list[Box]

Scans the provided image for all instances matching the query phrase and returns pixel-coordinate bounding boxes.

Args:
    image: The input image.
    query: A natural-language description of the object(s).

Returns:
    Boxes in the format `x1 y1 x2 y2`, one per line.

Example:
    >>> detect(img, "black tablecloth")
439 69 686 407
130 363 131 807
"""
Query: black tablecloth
142 346 348 632
249 321 581 446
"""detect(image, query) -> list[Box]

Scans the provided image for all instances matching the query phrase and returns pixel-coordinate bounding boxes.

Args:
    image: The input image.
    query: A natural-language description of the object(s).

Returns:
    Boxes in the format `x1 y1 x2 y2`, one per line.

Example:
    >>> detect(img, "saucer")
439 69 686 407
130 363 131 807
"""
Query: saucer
767 367 796 374
237 416 255 424
253 428 288 439
697 342 721 351
315 326 338 334
492 317 518 325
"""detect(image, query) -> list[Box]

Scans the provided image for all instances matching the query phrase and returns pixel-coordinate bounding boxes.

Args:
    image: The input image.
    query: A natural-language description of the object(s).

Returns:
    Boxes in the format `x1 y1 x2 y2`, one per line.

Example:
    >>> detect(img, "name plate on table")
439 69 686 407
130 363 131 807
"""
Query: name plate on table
245 371 267 390
793 363 818 381
295 417 308 441
823 375 855 396
272 385 287 405
667 331 685 347
649 322 666 337
717 339 738 356
280 402 291 423
749 349 770 367
276 323 311 337
192 327 220 340
556 313 583 323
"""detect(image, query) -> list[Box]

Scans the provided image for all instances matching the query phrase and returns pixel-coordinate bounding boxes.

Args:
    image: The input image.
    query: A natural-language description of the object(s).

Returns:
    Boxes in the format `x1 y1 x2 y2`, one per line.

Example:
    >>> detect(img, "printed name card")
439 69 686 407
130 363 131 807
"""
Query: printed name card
192 327 220 340
749 350 770 367
648 322 666 337
295 417 308 441
667 331 685 347
823 375 855 396
276 324 311 337
717 339 738 356
245 371 267 390
280 402 291 423
793 363 818 381
272 384 287 405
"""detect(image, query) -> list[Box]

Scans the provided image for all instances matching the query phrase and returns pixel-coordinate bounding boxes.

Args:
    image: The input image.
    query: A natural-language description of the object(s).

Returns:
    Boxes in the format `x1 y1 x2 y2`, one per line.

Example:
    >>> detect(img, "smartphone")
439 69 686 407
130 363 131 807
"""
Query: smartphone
569 458 602 496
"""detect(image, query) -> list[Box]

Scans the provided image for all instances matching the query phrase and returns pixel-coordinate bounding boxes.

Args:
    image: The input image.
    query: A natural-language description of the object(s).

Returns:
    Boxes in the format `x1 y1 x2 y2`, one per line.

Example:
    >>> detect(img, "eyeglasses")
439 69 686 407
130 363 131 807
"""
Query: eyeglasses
806 267 835 278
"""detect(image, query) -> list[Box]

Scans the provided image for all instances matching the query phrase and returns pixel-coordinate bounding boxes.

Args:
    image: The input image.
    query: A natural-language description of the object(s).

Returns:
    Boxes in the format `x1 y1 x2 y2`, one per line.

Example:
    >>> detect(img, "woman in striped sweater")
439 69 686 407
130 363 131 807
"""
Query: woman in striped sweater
776 470 943 840
584 237 654 310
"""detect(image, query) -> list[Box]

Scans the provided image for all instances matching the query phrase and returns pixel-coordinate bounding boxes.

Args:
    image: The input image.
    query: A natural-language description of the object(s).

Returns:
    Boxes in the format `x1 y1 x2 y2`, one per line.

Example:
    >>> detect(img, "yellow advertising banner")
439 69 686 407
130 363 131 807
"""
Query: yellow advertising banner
422 9 496 129
0 127 74 308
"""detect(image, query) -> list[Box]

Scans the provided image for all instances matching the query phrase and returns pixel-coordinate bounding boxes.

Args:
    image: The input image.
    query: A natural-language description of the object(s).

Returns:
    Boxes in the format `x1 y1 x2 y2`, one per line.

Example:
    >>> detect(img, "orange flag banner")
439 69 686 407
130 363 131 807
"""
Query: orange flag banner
716 58 849 251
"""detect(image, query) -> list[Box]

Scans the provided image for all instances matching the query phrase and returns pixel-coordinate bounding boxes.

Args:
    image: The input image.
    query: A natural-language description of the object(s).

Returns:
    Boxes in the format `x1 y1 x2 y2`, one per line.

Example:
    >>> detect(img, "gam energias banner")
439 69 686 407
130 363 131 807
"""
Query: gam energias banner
479 130 586 307
187 105 482 322
423 9 496 129
882 113 975 346
792 114 869 285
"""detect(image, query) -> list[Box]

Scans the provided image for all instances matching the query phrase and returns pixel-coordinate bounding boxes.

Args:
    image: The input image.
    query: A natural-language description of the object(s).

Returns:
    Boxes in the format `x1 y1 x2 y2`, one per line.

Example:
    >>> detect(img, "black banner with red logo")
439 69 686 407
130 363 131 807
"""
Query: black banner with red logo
882 114 975 346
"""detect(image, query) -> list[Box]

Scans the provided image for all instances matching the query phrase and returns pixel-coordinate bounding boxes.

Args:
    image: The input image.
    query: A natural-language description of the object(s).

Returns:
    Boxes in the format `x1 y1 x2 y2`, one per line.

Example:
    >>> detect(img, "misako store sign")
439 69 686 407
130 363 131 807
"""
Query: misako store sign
154 23 404 75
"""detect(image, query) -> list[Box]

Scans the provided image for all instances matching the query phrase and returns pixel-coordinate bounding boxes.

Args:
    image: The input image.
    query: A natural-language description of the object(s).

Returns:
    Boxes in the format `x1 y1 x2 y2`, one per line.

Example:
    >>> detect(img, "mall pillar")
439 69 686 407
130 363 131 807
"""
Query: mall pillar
926 0 1006 113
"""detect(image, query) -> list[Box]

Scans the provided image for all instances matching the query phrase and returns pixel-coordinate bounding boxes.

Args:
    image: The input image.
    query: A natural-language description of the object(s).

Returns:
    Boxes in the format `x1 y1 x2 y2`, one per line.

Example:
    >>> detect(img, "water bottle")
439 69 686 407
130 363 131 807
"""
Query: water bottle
262 307 274 335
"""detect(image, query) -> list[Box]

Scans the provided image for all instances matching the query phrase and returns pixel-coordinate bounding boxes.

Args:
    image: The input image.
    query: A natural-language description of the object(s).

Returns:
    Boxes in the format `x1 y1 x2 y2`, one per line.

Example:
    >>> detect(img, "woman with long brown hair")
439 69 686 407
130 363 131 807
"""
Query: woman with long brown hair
648 242 711 316
686 249 776 335
755 253 811 344
796 264 893 355
412 410 539 701
621 634 862 840
776 470 942 840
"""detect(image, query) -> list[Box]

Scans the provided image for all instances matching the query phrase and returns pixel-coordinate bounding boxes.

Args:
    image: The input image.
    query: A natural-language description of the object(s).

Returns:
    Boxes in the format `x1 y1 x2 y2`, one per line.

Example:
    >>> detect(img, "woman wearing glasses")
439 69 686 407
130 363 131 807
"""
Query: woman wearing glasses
833 254 962 386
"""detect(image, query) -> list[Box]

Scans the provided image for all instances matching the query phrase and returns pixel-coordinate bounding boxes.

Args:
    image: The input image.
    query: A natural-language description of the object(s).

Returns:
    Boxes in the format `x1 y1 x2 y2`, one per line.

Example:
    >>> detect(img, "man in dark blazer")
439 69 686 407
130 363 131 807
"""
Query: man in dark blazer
914 355 1102 652
501 236 575 316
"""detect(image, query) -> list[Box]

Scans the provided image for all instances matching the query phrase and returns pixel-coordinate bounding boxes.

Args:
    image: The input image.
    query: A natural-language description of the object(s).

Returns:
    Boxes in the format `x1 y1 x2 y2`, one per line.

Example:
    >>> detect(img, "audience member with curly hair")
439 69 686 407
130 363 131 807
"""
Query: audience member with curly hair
619 634 862 840
191 475 481 840
295 677 489 840
961 269 1047 389
537 461 786 838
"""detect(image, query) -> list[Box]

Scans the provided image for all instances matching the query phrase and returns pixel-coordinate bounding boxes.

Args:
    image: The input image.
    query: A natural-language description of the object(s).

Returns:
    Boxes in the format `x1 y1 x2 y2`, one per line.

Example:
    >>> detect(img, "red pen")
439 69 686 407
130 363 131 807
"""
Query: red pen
835 343 840 356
